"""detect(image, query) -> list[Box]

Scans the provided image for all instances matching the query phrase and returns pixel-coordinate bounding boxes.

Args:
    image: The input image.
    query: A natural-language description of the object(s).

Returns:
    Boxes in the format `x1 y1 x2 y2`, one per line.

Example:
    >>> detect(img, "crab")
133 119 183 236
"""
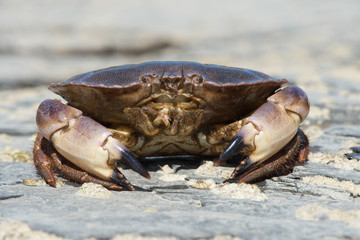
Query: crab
33 61 310 191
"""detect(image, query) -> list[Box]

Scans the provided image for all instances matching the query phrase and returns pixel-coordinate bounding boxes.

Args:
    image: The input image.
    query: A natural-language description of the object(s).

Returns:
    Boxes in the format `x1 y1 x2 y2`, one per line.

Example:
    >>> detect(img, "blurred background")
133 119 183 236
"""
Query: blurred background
1 0 360 146
1 0 359 88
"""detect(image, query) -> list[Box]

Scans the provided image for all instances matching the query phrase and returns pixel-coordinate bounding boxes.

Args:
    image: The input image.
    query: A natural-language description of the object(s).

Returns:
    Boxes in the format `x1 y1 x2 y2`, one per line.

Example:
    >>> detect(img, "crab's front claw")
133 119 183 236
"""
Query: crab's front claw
36 99 150 190
216 86 309 181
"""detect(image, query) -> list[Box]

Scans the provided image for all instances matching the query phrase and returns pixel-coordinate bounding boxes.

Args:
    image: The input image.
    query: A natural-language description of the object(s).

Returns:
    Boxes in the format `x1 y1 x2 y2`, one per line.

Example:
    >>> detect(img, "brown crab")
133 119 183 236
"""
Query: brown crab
33 61 309 191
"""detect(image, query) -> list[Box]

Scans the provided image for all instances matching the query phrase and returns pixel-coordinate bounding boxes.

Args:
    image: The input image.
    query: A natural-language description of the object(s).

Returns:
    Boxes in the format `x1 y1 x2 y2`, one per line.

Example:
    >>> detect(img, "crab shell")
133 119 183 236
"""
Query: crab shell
49 62 302 126
34 61 310 190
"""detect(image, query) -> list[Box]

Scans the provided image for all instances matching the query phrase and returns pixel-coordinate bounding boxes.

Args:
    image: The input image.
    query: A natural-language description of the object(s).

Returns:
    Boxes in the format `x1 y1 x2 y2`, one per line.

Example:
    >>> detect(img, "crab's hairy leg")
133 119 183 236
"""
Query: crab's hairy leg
232 129 309 183
215 86 310 173
36 99 150 189
297 130 310 165
33 133 56 187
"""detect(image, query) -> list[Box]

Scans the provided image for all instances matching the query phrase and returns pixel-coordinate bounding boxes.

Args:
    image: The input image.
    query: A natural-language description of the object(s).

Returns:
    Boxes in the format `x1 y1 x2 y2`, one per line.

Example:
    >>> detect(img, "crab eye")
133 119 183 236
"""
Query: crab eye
197 76 204 84
185 74 205 84
140 75 153 84
192 75 204 84
140 76 148 83
140 74 159 84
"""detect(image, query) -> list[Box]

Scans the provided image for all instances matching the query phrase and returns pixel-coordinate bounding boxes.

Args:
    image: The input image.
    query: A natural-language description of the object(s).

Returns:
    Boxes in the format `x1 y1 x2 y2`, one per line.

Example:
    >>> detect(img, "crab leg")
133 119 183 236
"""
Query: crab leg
36 99 150 189
33 133 57 187
215 86 309 180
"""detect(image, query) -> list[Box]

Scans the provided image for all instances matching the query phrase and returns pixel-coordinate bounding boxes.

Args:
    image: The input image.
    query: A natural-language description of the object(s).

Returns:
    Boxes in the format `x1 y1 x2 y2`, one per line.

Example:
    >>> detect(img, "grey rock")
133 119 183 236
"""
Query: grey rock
1 161 360 240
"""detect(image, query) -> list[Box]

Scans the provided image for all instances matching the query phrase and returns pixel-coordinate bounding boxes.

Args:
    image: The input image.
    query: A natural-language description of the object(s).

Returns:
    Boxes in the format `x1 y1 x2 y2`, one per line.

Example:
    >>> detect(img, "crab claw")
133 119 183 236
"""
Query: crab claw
105 136 150 180
36 99 150 190
215 135 248 164
215 86 309 179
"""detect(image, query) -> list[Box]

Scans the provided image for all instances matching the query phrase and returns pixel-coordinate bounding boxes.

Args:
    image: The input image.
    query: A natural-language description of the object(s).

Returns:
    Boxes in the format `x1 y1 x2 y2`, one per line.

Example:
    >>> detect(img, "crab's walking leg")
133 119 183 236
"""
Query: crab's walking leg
35 99 150 190
33 133 57 187
215 86 310 181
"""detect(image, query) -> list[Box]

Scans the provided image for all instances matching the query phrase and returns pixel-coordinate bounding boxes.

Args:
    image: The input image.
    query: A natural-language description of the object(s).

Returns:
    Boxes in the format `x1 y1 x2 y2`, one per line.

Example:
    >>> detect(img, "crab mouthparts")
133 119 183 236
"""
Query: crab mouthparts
153 93 192 103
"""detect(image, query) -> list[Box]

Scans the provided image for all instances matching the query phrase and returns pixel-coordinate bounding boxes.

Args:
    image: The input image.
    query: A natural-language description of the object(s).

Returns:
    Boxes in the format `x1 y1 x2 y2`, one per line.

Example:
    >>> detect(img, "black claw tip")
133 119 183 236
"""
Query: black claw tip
215 135 247 165
117 148 151 179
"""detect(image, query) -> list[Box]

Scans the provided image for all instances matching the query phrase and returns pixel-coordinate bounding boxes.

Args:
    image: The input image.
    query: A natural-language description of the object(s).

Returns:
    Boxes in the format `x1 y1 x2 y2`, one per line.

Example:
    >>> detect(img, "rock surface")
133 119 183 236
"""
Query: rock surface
1 1 360 239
